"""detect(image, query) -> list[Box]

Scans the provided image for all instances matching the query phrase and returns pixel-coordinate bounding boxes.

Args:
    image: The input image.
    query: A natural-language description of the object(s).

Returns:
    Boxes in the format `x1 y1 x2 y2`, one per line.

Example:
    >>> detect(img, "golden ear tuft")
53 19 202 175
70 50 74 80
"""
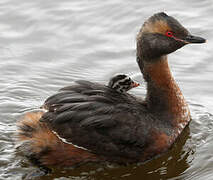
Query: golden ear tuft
142 20 171 34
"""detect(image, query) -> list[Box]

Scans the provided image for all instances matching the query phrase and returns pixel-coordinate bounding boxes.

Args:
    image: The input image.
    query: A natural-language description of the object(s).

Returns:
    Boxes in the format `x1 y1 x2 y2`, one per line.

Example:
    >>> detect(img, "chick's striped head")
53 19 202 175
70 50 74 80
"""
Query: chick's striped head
108 74 140 93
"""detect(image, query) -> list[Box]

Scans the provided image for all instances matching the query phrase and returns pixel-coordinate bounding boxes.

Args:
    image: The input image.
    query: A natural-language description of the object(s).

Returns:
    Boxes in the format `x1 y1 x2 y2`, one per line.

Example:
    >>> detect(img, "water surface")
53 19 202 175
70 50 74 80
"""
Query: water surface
0 0 212 179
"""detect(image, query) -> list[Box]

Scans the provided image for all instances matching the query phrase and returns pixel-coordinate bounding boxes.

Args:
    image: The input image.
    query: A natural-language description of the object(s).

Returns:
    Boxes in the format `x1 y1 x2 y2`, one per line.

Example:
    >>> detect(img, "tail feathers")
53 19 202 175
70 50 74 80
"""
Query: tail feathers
16 112 54 163
16 111 99 167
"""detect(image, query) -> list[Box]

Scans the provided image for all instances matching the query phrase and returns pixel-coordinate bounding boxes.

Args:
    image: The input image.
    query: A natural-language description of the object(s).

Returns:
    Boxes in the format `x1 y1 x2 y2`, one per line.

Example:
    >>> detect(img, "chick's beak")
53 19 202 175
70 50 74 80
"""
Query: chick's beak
184 34 206 44
131 82 140 88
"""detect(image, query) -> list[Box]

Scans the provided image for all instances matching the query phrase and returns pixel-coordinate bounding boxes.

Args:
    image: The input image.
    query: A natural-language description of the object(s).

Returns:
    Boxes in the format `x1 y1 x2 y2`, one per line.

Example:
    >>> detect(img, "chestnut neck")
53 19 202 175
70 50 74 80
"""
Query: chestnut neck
137 55 190 127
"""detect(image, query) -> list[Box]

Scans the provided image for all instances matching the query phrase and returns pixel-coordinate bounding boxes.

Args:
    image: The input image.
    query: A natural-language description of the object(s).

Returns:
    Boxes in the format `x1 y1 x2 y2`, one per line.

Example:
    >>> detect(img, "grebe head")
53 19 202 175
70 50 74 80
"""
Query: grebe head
137 12 206 61
108 74 140 93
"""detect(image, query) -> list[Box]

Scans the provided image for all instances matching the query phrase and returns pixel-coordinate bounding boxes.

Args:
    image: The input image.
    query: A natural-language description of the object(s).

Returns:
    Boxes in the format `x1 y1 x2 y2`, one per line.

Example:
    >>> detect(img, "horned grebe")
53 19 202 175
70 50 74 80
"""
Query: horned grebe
17 12 206 167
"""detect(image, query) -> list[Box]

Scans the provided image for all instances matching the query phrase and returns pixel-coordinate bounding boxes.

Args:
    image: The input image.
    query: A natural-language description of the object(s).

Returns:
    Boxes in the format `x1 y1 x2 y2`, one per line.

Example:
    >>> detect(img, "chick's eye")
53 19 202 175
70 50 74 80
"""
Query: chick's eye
165 31 173 37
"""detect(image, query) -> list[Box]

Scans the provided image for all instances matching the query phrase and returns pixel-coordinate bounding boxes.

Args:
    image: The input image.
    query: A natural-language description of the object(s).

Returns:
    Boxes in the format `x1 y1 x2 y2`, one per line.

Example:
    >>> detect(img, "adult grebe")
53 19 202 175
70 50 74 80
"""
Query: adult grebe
17 12 205 167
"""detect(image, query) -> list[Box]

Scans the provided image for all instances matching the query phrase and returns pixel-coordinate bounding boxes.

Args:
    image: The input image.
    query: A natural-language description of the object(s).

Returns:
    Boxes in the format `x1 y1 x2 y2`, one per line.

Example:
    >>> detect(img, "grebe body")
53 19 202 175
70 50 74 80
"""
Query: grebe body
17 12 206 167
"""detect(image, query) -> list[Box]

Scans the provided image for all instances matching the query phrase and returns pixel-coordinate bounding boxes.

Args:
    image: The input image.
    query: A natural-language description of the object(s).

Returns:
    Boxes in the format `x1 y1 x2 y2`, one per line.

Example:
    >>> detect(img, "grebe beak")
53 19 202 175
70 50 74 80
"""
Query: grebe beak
184 34 206 44
131 82 140 88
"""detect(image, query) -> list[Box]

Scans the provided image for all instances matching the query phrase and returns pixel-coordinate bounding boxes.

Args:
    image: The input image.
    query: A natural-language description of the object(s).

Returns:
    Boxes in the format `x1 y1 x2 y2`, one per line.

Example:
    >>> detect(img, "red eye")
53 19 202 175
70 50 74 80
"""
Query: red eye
165 31 173 37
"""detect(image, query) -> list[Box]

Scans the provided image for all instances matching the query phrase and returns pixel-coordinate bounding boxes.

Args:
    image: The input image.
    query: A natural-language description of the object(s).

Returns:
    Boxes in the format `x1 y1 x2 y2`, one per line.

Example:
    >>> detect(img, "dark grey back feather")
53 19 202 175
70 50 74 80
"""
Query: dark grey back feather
40 80 155 160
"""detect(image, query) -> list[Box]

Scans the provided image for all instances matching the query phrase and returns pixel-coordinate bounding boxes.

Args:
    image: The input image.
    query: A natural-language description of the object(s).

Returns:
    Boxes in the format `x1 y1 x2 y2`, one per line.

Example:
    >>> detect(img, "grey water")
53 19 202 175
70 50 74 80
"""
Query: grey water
0 0 213 179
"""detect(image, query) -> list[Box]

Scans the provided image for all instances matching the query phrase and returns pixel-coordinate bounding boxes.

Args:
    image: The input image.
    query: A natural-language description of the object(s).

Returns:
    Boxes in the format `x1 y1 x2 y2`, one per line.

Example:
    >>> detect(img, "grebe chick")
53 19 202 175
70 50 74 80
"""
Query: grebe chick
17 12 206 167
108 74 140 93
